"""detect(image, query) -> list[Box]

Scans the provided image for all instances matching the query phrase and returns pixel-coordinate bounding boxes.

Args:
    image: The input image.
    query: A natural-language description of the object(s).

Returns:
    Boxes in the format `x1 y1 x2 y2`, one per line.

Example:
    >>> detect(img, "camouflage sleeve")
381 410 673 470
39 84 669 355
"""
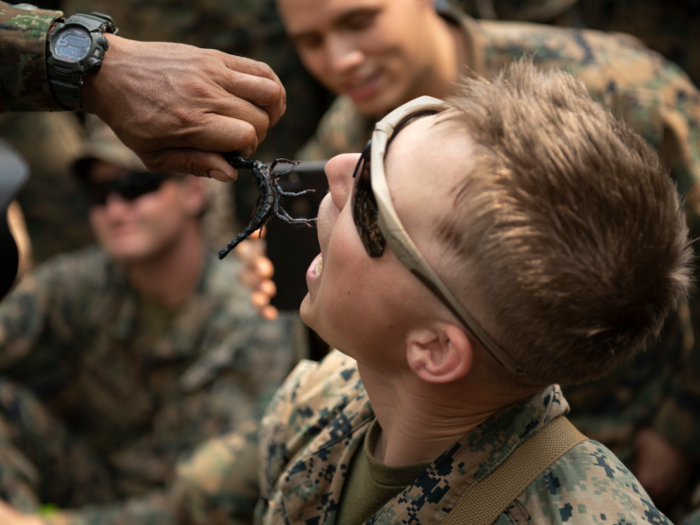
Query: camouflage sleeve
171 419 262 525
0 2 63 111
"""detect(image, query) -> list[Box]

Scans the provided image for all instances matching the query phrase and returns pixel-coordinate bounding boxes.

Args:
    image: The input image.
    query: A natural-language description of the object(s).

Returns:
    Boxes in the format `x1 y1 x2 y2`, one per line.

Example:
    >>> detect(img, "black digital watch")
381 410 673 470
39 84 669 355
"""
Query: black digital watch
46 12 118 110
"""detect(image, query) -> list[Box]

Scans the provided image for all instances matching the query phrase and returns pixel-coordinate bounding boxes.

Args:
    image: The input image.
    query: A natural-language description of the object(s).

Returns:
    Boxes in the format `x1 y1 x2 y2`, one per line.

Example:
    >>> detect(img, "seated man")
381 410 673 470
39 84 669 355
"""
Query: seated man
257 63 691 523
0 122 301 525
276 0 700 513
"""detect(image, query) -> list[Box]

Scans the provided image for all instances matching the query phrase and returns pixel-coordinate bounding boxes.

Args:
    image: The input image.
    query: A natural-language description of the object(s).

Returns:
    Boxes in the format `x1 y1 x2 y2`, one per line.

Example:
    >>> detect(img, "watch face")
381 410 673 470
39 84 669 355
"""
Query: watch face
53 27 92 63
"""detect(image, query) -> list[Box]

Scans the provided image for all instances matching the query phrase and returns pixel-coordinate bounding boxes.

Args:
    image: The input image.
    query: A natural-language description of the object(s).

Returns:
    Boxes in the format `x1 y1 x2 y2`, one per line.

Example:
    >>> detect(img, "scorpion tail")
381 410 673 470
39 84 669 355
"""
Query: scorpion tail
218 236 242 259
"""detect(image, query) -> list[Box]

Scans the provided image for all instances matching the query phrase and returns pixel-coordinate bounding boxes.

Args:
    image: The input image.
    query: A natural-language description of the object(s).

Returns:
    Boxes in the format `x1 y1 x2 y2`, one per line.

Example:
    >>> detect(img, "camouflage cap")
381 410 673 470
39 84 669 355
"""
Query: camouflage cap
72 115 148 180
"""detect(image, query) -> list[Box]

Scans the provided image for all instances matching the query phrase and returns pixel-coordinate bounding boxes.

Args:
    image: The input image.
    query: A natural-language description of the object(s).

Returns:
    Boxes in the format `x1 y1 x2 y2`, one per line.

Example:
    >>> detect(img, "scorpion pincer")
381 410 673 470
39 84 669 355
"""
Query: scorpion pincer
218 152 317 260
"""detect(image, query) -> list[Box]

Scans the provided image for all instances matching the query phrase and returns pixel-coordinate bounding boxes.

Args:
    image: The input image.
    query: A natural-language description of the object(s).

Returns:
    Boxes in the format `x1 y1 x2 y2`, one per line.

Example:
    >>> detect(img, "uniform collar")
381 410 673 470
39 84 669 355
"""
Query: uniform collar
272 350 569 525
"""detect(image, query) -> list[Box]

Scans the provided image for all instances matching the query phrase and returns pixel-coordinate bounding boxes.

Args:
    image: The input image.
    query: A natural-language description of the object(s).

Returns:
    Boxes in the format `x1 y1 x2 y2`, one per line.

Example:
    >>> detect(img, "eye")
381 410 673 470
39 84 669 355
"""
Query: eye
296 34 324 51
343 10 378 31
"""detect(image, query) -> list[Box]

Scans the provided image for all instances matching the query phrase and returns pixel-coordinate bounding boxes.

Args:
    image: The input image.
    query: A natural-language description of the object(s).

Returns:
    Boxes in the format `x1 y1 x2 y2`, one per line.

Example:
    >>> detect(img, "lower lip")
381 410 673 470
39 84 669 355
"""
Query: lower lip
345 74 382 101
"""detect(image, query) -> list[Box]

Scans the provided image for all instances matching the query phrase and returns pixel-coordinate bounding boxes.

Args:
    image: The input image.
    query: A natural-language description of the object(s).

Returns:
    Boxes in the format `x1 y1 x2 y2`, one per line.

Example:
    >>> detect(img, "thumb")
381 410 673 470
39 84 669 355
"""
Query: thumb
138 149 239 182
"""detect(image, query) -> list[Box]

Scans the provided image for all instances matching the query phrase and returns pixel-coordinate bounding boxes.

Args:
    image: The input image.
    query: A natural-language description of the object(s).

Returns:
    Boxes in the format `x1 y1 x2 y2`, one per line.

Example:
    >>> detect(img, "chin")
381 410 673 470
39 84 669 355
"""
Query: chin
103 242 155 263
355 88 405 118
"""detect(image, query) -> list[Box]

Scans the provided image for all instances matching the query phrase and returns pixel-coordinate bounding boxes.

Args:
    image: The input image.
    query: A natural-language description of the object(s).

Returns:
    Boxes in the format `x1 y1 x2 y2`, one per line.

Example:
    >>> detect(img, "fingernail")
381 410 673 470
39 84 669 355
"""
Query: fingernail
209 169 237 182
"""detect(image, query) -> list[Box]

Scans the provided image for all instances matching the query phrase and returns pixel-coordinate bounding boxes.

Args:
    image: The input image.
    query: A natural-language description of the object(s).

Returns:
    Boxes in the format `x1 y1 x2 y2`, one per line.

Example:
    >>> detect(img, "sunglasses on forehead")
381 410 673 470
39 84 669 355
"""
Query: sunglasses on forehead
351 96 525 376
84 171 172 207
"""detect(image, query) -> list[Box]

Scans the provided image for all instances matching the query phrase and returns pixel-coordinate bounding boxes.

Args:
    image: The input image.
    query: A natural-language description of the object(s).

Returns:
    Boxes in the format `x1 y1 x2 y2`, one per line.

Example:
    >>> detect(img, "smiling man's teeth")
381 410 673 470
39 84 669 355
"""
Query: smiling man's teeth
316 256 323 275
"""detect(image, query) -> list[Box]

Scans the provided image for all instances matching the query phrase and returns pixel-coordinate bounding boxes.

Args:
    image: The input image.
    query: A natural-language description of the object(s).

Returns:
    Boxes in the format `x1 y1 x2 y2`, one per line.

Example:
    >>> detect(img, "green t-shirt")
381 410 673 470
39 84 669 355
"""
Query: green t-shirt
337 419 430 525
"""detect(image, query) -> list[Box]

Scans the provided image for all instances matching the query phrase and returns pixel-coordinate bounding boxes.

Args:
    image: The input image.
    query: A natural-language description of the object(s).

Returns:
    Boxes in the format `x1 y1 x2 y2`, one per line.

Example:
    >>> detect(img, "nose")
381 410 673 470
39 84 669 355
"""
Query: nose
102 192 132 218
324 153 362 211
325 35 364 75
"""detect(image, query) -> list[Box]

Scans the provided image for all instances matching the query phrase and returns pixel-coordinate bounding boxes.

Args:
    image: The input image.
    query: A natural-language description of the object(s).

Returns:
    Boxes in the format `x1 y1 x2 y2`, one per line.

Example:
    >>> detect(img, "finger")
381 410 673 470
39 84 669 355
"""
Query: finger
139 149 238 181
255 257 274 279
260 278 277 298
252 291 270 308
235 240 258 263
216 68 285 127
219 55 286 125
202 89 271 146
261 305 279 321
182 113 263 158
236 237 266 262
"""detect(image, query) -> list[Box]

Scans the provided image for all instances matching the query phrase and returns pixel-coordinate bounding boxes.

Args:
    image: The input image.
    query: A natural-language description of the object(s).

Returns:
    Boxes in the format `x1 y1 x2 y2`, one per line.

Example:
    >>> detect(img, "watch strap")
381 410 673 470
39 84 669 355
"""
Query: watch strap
46 13 117 110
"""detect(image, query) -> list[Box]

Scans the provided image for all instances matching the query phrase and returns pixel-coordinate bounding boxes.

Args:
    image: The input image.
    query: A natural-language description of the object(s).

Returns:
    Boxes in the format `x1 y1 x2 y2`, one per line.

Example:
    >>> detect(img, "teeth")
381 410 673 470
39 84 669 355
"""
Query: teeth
316 256 323 275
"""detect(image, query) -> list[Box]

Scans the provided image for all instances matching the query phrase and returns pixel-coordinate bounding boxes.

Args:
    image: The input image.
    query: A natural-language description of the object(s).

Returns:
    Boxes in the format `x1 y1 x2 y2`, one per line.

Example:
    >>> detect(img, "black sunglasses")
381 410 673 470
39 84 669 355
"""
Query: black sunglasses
352 140 386 257
85 171 171 207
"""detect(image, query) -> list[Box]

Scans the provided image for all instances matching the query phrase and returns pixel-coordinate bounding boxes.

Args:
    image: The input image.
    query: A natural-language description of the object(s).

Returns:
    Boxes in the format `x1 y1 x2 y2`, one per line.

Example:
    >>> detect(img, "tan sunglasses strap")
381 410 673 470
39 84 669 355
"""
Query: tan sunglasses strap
441 416 587 525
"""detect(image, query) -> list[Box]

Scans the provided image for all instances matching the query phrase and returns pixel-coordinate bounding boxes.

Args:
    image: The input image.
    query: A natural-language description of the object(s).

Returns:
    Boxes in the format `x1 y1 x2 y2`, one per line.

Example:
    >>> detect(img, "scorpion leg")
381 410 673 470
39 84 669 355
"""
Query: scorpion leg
270 158 300 177
272 180 315 197
275 207 317 228
279 189 316 197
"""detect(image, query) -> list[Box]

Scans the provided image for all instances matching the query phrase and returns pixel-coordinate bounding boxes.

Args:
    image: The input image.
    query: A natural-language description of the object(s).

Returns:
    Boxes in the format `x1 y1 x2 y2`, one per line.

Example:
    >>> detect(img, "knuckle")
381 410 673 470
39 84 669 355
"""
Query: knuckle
267 81 283 104
241 123 259 146
174 106 205 131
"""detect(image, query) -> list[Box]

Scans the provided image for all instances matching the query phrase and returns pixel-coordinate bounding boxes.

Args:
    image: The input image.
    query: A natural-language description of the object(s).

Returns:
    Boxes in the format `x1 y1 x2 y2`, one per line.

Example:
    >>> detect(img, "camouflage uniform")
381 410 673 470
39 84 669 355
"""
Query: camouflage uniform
0 3 62 112
0 246 301 525
255 351 670 524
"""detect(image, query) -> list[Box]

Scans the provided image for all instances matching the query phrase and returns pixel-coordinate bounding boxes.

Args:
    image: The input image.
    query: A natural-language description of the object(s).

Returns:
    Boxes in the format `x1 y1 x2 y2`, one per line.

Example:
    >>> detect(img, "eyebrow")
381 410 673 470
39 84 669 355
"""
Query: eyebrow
288 7 380 41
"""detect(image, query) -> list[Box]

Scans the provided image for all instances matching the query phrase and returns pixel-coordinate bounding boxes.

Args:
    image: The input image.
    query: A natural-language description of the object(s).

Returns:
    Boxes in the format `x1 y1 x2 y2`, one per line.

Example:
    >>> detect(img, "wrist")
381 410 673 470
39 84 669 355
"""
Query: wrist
82 32 123 116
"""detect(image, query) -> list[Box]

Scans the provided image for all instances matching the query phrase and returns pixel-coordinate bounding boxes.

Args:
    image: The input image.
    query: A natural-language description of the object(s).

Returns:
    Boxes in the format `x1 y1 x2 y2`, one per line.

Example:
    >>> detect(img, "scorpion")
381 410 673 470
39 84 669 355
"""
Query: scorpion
218 152 317 260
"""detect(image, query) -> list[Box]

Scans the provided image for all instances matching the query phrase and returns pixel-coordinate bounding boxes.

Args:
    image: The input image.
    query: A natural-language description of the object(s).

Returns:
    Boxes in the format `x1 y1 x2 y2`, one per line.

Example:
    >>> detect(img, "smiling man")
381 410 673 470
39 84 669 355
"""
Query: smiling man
0 121 300 525
256 63 691 524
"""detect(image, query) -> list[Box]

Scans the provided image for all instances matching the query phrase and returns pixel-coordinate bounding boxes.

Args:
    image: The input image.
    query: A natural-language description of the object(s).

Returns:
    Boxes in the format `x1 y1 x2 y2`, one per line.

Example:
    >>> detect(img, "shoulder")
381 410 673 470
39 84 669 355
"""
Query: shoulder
507 440 669 524
259 351 365 495
28 245 110 290
473 18 692 88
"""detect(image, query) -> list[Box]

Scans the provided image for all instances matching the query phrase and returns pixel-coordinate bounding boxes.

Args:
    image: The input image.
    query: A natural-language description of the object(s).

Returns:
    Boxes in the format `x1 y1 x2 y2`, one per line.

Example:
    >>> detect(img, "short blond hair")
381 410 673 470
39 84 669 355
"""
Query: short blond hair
438 61 692 386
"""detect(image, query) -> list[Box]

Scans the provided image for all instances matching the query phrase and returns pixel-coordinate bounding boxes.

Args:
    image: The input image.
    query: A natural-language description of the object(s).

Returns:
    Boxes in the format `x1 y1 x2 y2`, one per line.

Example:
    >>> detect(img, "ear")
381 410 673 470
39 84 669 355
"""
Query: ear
178 175 207 217
406 324 473 384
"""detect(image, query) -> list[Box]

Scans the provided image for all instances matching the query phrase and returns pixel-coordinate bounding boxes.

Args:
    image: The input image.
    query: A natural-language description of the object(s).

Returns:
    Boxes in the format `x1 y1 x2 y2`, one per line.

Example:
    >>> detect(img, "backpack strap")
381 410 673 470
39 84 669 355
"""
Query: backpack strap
441 416 587 525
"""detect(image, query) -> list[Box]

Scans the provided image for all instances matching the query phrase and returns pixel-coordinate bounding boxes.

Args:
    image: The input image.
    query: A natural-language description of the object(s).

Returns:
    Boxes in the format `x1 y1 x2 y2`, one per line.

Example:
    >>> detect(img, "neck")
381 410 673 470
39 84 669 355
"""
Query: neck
126 224 205 309
358 361 512 466
410 14 466 103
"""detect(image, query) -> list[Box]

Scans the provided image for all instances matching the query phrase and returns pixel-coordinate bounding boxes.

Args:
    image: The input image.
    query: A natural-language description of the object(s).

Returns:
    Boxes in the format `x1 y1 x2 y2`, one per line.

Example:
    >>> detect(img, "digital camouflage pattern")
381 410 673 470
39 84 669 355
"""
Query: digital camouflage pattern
0 2 62 112
0 246 302 525
256 351 670 525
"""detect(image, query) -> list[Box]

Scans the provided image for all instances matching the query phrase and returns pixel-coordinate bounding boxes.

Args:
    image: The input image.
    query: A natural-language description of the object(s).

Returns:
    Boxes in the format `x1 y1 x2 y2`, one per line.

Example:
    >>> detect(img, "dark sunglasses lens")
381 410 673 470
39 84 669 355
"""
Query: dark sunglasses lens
86 173 169 206
352 144 386 257
119 175 166 201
